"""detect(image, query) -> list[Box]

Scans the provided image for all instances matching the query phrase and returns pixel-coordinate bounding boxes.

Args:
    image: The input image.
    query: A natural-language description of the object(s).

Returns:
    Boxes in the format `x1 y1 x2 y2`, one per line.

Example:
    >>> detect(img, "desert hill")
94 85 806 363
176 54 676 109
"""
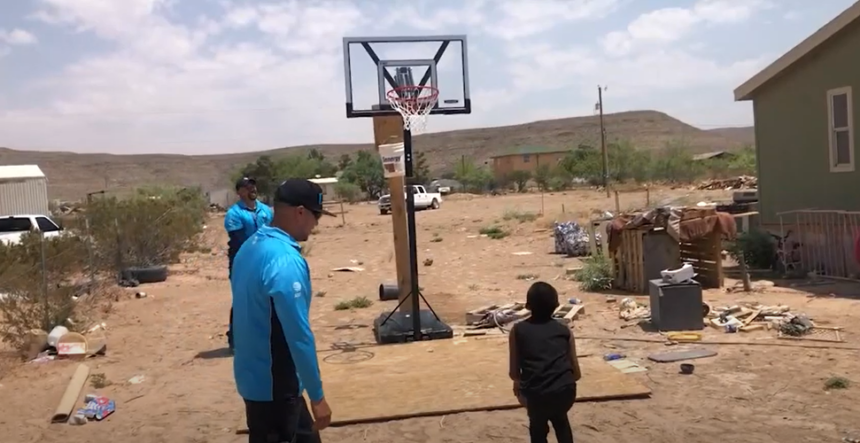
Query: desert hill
0 110 754 200
705 126 755 146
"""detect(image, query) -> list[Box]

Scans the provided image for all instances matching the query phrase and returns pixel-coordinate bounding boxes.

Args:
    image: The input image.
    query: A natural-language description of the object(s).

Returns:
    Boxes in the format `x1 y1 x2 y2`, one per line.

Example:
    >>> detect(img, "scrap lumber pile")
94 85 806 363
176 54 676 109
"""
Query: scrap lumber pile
696 175 757 190
706 303 843 341
464 301 586 332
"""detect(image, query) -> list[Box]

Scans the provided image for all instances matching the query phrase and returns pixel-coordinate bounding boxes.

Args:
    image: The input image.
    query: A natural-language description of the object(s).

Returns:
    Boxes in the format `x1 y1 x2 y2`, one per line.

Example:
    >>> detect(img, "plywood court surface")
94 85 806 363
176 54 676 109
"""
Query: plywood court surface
237 338 650 429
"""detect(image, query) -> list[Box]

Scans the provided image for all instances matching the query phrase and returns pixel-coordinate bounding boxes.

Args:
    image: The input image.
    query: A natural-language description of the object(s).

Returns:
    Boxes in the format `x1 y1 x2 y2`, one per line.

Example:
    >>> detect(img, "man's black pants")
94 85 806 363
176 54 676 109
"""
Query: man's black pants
525 385 576 443
244 397 321 443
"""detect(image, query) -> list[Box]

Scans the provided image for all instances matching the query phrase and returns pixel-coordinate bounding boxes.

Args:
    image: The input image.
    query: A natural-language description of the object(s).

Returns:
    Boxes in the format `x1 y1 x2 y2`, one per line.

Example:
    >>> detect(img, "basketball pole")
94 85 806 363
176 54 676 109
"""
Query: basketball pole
372 110 412 310
402 128 424 341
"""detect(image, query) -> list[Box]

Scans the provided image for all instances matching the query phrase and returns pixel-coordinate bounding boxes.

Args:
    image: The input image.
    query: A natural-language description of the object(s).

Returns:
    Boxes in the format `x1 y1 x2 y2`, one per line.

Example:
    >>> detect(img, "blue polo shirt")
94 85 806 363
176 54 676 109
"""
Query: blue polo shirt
225 200 273 238
224 201 273 274
231 226 323 403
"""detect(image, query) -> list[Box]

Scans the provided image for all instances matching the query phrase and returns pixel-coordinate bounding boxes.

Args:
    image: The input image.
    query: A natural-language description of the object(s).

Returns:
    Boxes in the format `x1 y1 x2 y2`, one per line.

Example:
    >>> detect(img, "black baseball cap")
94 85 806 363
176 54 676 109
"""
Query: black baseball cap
235 177 257 191
274 178 336 217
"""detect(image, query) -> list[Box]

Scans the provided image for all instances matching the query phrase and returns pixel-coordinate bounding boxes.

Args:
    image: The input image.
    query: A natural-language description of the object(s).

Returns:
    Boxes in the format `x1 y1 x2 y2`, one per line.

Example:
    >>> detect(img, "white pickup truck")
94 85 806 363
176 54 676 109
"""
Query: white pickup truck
0 214 65 245
378 185 442 215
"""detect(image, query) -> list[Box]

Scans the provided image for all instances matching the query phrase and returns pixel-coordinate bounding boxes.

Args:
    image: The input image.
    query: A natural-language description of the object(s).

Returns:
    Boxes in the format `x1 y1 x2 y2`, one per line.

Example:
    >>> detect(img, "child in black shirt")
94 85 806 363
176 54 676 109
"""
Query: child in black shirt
508 281 582 443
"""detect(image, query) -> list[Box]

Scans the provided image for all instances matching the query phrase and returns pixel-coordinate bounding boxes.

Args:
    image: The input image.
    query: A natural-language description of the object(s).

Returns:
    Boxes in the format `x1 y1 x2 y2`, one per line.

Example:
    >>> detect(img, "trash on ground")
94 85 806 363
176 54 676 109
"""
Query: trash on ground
607 358 648 374
330 267 364 272
72 394 116 424
128 375 146 385
553 221 596 257
619 298 650 321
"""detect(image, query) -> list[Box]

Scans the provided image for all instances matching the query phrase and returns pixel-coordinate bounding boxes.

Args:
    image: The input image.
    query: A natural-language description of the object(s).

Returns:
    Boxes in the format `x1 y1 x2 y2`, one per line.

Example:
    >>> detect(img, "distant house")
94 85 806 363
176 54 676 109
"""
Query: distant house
309 176 338 202
734 1 860 226
490 146 570 181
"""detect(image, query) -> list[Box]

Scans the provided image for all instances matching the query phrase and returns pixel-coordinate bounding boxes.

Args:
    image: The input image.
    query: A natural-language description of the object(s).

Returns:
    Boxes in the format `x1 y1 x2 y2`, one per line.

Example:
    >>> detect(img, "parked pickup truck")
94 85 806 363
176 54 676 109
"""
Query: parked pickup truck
0 214 65 245
378 185 442 215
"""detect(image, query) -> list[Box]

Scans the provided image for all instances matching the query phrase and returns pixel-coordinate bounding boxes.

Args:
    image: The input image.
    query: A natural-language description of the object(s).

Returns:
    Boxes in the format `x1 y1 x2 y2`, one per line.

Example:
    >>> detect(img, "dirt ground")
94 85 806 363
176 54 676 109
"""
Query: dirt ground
1 187 859 443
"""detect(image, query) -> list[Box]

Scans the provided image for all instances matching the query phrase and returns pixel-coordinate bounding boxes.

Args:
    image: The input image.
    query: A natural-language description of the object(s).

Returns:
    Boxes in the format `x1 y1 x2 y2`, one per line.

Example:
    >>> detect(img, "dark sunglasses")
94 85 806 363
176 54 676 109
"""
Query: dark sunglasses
301 206 322 220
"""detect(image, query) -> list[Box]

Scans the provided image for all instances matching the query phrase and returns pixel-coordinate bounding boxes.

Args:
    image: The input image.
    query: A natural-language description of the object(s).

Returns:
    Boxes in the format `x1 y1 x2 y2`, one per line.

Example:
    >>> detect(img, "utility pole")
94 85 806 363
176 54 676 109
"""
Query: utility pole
597 85 609 197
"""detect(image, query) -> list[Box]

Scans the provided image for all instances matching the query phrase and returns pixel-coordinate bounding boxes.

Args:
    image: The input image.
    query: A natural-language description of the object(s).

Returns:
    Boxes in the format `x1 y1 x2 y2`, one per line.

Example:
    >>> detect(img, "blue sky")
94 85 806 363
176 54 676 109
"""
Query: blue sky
0 0 856 155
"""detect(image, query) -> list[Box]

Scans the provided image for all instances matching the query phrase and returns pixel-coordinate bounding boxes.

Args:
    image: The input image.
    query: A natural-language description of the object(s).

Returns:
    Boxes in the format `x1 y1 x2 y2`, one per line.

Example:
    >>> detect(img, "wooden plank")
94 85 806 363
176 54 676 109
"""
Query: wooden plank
319 341 650 426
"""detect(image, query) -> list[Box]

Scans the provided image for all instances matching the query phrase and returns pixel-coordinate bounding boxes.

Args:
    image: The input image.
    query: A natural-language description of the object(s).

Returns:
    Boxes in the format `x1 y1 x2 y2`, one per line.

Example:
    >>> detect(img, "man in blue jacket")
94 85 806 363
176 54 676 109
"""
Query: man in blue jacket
225 177 273 351
232 178 334 443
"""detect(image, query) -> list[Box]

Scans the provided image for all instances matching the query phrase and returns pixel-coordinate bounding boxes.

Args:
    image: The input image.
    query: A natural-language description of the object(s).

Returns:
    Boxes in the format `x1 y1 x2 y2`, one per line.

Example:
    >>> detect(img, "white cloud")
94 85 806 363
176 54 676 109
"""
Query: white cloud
601 0 771 56
0 0 813 154
0 29 38 45
487 0 619 40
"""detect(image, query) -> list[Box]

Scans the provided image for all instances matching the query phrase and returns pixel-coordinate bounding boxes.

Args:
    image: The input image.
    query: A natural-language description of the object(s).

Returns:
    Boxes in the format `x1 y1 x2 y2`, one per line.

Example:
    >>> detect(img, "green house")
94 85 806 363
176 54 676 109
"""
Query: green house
735 2 860 225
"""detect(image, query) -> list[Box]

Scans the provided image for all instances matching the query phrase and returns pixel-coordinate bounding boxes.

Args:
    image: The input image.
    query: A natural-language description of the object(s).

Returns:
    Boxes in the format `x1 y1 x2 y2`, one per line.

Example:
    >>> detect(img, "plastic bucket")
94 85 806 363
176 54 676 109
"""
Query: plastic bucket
378 142 405 178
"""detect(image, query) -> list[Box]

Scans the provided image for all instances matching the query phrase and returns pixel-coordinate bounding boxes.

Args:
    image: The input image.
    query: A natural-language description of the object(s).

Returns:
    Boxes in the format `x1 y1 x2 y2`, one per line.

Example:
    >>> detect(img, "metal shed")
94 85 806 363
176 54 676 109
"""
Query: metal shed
0 165 49 215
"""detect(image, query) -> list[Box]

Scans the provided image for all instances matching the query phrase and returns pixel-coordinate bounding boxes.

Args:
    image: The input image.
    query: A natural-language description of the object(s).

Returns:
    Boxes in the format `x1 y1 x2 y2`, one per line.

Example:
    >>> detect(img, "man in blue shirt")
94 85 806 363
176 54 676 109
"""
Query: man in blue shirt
225 177 273 351
232 178 335 443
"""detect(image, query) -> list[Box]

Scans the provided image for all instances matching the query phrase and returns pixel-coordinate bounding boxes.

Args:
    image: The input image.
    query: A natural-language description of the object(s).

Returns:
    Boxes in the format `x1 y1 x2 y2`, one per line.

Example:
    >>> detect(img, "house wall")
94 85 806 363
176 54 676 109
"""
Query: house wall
491 152 568 181
753 20 860 225
0 177 49 215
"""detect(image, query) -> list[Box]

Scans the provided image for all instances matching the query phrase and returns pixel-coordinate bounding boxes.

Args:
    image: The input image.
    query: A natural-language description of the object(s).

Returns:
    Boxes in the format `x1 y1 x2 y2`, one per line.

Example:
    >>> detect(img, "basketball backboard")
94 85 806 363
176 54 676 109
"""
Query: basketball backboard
342 35 471 118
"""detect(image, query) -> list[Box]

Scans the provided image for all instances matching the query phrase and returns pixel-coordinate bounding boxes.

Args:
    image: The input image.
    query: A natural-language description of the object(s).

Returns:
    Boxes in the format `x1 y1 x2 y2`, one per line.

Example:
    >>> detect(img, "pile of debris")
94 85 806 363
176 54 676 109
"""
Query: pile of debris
706 303 843 342
464 301 586 333
553 221 598 257
696 175 757 190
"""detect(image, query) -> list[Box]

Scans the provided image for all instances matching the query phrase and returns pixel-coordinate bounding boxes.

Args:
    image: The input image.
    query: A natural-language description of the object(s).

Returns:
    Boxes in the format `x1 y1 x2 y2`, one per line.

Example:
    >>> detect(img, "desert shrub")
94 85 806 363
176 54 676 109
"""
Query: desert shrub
502 209 538 223
573 254 613 291
0 233 88 348
479 225 509 239
334 182 362 203
727 229 776 270
85 186 208 272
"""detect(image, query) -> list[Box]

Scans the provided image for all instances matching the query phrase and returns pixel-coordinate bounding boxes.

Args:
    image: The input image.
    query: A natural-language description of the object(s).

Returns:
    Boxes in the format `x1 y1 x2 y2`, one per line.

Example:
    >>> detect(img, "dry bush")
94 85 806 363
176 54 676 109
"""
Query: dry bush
84 186 208 272
0 187 208 351
0 233 88 349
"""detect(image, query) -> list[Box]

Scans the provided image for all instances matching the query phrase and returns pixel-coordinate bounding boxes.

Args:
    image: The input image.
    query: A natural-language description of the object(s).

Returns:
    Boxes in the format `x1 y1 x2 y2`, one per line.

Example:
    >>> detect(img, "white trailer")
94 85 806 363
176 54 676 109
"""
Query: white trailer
0 165 49 216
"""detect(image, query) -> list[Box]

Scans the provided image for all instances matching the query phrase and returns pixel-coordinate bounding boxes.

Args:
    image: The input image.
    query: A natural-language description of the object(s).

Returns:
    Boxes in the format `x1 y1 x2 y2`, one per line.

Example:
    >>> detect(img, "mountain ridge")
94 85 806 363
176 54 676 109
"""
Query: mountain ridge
0 110 754 200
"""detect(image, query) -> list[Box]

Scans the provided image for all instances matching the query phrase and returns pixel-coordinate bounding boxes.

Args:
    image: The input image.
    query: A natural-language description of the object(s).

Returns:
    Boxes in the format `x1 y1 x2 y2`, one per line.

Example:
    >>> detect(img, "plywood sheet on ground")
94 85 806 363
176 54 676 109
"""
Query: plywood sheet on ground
237 338 650 431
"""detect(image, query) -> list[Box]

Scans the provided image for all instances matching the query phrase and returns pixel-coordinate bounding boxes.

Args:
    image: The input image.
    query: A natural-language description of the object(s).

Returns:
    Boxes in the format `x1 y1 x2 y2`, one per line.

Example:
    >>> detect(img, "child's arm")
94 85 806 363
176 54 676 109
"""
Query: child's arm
508 326 526 405
508 326 520 382
569 329 582 381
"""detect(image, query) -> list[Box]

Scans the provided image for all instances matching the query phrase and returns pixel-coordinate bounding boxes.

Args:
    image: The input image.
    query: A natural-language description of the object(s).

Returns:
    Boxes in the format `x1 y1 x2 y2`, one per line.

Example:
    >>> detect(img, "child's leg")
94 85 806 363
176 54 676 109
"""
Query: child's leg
526 407 551 443
546 385 576 443
548 412 573 443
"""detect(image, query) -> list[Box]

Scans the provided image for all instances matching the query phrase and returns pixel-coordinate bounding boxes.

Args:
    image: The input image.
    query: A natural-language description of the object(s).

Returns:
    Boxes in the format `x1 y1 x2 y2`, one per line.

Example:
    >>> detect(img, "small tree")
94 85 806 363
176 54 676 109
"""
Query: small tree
533 164 551 191
334 181 362 203
507 170 531 192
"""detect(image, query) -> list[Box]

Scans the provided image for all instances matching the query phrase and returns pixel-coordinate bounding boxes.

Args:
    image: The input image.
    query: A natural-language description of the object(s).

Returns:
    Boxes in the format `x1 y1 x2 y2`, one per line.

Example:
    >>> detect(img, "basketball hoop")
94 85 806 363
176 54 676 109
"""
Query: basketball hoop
386 85 439 134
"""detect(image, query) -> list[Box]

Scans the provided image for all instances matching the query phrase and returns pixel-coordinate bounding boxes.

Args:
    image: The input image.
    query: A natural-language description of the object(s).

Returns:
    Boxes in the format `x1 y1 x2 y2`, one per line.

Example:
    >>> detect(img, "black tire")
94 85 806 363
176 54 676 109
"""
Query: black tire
430 199 440 209
122 265 168 284
380 209 389 215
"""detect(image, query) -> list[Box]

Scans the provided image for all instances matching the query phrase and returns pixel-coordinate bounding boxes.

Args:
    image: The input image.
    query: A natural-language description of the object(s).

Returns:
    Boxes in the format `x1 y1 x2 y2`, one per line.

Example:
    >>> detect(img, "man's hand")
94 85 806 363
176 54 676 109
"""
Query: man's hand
310 397 332 431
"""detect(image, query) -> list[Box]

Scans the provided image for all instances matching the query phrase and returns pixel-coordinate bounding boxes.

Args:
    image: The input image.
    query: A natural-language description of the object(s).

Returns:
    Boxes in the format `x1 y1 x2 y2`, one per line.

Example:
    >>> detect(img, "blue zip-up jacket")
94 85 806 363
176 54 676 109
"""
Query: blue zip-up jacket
224 200 273 277
231 226 323 403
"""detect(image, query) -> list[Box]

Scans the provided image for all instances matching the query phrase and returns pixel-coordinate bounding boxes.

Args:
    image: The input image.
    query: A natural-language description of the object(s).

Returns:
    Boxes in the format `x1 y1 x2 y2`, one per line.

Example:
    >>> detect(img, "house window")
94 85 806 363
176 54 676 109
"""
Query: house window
522 154 530 163
827 86 854 172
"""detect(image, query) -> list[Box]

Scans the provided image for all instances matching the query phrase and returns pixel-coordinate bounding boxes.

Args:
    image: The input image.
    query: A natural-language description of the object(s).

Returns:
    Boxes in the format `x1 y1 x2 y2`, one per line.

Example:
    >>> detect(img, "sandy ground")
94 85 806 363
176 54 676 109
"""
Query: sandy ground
1 187 859 443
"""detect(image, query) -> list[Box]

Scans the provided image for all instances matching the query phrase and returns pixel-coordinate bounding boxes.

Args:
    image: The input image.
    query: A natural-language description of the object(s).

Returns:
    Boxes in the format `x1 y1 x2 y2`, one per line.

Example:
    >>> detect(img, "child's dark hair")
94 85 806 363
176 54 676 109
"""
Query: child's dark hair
526 281 559 321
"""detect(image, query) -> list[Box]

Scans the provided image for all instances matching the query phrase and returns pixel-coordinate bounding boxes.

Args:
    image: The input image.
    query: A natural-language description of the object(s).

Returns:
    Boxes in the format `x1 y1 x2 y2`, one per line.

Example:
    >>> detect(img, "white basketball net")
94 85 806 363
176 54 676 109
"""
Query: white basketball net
386 86 439 134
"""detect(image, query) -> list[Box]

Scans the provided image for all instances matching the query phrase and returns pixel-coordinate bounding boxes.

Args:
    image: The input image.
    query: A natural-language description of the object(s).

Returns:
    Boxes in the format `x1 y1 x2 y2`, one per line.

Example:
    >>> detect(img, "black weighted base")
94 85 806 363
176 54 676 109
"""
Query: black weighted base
373 310 453 344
